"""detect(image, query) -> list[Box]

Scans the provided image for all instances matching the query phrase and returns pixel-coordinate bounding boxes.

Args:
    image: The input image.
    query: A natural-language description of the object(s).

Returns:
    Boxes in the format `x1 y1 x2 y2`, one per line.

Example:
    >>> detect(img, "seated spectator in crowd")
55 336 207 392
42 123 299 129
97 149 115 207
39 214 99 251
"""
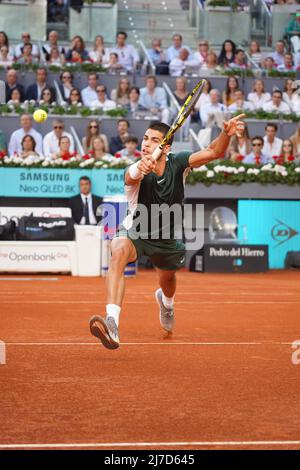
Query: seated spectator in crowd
200 89 226 127
81 73 99 107
82 119 109 154
169 48 201 77
39 87 55 105
26 67 55 102
0 45 14 67
227 123 252 161
103 52 125 73
262 56 276 71
285 10 300 37
243 136 271 165
283 78 299 110
89 35 110 65
65 36 89 62
19 135 40 158
8 113 43 156
5 69 25 103
277 52 296 71
109 119 130 154
42 30 65 57
59 71 74 101
8 88 22 105
247 79 271 109
43 119 75 158
166 33 191 63
229 49 248 70
0 31 9 50
263 90 291 113
222 76 240 107
110 77 131 106
68 87 83 105
199 50 218 74
124 86 147 115
16 43 39 65
139 75 170 124
248 40 263 68
0 128 7 155
146 39 168 74
194 78 212 114
270 40 285 67
171 77 194 135
47 47 65 66
228 89 254 113
110 31 139 73
194 39 210 68
274 139 296 164
48 0 68 22
115 135 141 161
51 135 76 160
262 123 283 159
290 124 300 157
70 50 88 64
218 39 236 68
88 136 112 161
90 85 116 111
14 32 39 60
69 176 102 226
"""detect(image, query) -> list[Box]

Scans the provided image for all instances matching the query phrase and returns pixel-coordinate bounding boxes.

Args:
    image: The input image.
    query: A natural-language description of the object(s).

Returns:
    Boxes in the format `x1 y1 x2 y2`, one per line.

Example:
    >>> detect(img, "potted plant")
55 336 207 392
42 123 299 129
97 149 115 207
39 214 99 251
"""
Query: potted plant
206 0 237 11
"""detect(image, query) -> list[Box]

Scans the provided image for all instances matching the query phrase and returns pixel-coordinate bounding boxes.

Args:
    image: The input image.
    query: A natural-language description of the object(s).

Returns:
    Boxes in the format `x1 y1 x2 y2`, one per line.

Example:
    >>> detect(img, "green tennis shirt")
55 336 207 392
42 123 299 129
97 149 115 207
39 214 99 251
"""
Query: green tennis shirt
124 151 191 240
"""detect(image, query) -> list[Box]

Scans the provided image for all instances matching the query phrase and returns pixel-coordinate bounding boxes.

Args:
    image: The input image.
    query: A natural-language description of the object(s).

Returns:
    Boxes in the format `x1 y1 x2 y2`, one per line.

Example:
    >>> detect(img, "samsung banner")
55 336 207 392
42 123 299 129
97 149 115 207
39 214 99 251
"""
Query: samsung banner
0 168 125 198
238 200 300 268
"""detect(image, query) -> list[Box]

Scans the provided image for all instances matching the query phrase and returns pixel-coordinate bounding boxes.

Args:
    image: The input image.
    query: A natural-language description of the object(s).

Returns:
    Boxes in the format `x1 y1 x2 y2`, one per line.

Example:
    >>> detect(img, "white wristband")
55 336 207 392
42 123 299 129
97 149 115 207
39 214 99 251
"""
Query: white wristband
128 162 143 180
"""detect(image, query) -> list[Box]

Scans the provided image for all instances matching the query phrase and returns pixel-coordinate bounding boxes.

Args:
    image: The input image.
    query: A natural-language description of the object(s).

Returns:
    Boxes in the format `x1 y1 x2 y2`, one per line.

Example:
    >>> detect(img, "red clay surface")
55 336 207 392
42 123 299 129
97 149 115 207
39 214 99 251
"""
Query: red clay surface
0 269 300 450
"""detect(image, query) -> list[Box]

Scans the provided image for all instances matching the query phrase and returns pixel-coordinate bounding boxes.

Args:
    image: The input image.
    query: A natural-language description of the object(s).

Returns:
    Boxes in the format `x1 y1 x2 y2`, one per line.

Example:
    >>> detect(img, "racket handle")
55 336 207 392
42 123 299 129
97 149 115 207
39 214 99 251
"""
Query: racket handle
152 145 163 161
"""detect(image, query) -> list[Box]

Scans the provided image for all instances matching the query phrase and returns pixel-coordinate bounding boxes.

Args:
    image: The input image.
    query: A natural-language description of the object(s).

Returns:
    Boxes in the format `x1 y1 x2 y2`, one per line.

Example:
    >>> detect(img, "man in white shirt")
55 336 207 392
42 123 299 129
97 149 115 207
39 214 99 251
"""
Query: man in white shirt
42 30 65 56
262 123 283 159
200 89 226 127
81 73 99 107
90 86 117 111
43 119 75 158
262 90 291 114
169 48 201 77
270 40 285 67
139 75 170 124
110 31 140 73
166 33 191 63
69 176 102 225
228 89 254 113
14 32 39 60
8 113 43 156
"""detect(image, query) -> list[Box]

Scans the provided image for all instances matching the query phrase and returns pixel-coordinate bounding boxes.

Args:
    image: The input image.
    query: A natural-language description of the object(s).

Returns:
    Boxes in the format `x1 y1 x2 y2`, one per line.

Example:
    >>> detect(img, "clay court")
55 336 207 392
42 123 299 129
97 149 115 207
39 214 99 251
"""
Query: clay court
0 269 300 450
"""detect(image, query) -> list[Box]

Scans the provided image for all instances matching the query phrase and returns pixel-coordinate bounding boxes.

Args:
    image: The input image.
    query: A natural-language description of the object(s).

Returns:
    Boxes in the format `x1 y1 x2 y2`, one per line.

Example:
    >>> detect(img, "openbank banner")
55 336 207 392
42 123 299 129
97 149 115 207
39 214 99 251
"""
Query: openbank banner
238 200 300 269
0 168 125 198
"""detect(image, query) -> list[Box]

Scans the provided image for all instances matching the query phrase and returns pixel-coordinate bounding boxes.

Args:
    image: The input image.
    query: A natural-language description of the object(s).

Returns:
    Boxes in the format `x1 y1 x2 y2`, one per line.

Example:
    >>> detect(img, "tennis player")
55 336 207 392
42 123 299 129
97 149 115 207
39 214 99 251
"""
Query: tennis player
90 115 245 349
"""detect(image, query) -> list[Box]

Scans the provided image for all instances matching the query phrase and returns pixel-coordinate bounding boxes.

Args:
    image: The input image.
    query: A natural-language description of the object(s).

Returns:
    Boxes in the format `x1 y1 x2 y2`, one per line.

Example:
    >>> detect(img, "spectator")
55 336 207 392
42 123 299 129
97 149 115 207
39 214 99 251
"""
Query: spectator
199 50 218 74
228 89 254 113
262 56 276 71
169 48 201 77
51 135 76 160
222 76 240 107
277 52 296 71
103 52 125 73
285 10 300 37
115 135 141 161
82 120 109 154
65 35 89 62
59 71 74 101
14 32 39 60
146 39 168 74
0 31 9 50
68 87 83 105
262 123 283 159
227 123 252 161
110 77 131 106
110 31 139 73
39 87 55 105
124 86 147 115
243 136 270 165
247 79 271 110
171 77 191 131
0 45 14 67
89 35 110 65
48 0 68 22
69 50 87 64
166 33 191 63
69 176 102 226
275 139 296 164
0 128 7 155
81 73 99 107
218 39 236 68
47 47 65 66
5 69 25 103
262 90 291 113
109 119 130 154
290 124 300 157
42 30 65 57
89 136 112 160
90 85 116 111
200 89 226 127
283 78 298 109
16 43 39 65
19 135 40 158
194 78 212 113
248 40 263 68
139 75 170 124
229 49 248 70
194 39 210 68
43 119 75 158
8 113 43 156
270 40 285 67
26 67 55 102
9 88 22 104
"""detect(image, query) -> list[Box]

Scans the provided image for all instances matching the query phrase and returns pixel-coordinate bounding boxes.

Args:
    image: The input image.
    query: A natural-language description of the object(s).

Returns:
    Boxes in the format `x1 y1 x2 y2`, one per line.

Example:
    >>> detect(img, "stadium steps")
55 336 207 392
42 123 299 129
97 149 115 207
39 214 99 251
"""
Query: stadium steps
47 22 69 41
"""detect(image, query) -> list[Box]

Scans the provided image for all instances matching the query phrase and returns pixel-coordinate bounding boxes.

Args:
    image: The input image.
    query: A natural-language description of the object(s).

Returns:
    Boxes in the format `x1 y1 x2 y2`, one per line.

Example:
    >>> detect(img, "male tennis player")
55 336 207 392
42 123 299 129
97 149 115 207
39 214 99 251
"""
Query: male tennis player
90 115 245 349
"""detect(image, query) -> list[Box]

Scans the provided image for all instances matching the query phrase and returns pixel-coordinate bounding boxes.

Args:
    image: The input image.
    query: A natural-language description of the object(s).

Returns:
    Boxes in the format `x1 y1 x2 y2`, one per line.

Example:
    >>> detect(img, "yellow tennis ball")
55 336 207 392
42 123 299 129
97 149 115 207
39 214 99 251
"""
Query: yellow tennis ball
33 109 48 123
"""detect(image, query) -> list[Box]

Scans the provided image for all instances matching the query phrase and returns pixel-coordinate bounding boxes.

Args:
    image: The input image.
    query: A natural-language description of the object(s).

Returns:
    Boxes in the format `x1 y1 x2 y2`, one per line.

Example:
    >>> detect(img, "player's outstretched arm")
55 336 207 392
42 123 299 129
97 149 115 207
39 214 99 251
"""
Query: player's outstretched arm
125 155 157 186
188 114 245 168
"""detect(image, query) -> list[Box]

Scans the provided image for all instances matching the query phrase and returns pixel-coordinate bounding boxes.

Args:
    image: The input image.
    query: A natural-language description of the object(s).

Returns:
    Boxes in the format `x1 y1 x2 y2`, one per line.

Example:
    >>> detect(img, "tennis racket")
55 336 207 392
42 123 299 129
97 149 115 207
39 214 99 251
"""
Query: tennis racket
152 78 207 160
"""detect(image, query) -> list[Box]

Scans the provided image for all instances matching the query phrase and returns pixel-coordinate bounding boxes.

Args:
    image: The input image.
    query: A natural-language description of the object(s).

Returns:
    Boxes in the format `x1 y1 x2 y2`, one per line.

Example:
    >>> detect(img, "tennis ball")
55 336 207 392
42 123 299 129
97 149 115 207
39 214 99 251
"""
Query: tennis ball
33 109 48 123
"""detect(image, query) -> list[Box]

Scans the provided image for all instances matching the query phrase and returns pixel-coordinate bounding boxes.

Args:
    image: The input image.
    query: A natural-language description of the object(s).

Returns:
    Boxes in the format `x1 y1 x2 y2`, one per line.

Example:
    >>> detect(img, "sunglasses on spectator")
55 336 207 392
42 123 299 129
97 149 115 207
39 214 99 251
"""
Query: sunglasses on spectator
89 125 99 128
63 75 71 79
54 126 63 129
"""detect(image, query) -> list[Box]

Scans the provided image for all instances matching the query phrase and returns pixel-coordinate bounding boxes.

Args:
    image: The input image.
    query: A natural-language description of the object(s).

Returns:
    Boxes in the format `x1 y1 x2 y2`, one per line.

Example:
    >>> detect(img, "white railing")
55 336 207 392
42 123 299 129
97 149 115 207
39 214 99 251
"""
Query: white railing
70 125 84 157
53 80 64 106
189 128 204 150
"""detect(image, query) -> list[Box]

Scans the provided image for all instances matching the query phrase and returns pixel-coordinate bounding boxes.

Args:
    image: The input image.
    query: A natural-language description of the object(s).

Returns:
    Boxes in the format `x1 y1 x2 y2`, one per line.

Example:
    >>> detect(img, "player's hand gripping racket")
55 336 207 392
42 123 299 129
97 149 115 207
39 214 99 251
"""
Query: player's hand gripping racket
151 78 207 161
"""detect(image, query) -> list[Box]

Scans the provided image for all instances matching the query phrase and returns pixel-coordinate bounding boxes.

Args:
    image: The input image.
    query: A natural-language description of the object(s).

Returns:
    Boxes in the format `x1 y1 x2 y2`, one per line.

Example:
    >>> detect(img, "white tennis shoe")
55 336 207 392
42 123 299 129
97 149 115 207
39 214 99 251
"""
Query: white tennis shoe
155 288 175 333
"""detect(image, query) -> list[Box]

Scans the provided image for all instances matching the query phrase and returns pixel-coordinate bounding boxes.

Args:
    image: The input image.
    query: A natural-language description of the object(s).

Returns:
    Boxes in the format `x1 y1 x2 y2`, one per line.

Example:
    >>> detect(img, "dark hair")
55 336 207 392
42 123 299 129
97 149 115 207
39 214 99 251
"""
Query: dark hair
21 134 36 151
59 135 70 145
36 67 47 75
272 90 282 97
172 33 183 41
265 122 278 132
148 121 173 144
117 119 130 128
146 75 157 85
125 135 139 144
40 87 54 104
0 31 9 48
68 87 82 104
86 119 100 148
224 76 239 104
117 31 127 39
60 71 74 81
218 39 236 66
80 176 91 183
72 35 86 52
129 86 140 95
251 136 264 144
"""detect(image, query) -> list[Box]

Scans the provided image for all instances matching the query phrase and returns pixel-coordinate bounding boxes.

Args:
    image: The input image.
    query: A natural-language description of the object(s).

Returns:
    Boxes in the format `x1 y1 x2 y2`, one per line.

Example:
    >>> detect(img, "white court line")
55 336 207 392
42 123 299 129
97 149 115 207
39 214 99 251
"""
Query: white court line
1 300 300 304
0 277 59 281
0 340 5 364
4 341 294 346
0 441 300 449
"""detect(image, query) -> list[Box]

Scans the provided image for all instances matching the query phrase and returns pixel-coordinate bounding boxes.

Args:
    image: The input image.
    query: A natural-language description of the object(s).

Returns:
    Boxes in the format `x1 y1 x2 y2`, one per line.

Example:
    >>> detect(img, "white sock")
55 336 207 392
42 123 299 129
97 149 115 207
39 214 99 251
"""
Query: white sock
106 304 121 327
161 291 175 309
